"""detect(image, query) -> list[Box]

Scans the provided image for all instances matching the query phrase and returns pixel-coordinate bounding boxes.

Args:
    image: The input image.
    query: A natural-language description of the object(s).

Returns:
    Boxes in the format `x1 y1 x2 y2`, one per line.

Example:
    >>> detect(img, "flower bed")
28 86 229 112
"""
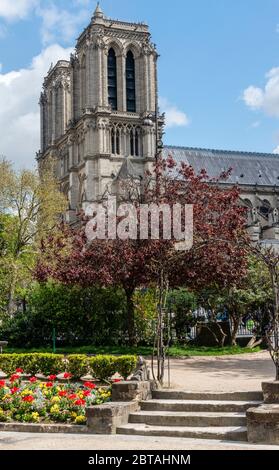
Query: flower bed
0 372 111 425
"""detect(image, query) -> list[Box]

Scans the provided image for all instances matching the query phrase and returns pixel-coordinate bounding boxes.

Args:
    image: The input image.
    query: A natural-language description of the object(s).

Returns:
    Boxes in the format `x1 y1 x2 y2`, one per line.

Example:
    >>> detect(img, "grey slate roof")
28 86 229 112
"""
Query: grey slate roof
163 146 279 187
115 157 137 180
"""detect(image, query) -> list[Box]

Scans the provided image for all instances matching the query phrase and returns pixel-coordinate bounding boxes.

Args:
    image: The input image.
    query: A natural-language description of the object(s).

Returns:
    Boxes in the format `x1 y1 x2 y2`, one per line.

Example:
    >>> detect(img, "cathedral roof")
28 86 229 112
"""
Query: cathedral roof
164 146 279 187
115 158 138 180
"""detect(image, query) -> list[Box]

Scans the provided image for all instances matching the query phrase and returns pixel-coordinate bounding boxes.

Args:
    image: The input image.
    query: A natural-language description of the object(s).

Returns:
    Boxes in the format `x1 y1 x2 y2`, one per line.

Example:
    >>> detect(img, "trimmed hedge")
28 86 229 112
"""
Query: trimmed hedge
0 354 137 381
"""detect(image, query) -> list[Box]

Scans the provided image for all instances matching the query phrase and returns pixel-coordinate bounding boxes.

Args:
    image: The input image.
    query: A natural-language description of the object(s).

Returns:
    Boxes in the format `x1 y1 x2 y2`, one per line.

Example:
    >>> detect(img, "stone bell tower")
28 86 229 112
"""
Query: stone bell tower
38 3 164 219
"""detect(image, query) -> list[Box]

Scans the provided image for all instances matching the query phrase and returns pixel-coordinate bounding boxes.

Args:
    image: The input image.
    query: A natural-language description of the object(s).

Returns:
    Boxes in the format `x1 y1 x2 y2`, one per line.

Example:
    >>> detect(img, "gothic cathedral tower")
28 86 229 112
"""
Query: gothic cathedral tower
38 4 164 220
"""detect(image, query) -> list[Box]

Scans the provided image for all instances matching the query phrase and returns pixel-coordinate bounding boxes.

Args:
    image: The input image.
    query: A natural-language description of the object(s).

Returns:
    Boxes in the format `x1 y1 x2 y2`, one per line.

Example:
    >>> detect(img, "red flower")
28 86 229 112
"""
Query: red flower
63 373 72 379
46 382 53 388
83 390 91 397
16 368 24 373
48 375 57 381
0 380 5 388
68 393 77 400
84 382 96 389
10 374 20 382
29 377 37 383
10 387 19 394
58 390 67 397
113 379 121 383
74 399 86 406
22 395 34 403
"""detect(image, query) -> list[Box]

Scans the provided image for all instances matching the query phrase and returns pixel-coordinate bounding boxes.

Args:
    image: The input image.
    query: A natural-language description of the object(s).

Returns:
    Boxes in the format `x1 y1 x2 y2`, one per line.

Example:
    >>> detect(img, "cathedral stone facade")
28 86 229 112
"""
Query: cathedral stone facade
37 4 163 221
37 4 279 242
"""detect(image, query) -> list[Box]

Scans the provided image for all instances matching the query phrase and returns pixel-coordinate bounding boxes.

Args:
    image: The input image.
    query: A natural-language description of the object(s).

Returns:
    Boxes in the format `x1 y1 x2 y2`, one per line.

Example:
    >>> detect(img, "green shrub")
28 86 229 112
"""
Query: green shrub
0 353 137 381
114 356 138 380
36 354 65 376
89 355 116 382
66 355 89 380
0 353 64 376
0 354 16 375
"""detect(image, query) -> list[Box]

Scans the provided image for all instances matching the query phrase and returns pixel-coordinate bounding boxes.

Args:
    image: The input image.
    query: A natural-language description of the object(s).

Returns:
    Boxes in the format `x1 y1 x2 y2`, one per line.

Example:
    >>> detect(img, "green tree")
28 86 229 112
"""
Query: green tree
0 158 67 315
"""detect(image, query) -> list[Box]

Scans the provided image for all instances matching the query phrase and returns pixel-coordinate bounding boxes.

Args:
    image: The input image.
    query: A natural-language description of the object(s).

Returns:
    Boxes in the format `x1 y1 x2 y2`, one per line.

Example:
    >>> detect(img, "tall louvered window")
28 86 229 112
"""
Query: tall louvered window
108 48 117 110
126 51 136 112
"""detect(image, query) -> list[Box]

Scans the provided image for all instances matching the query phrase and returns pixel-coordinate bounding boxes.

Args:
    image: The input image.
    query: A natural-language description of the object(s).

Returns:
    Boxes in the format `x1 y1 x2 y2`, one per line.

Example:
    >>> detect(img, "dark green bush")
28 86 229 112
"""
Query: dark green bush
0 283 127 347
0 354 16 375
114 356 138 380
66 355 89 380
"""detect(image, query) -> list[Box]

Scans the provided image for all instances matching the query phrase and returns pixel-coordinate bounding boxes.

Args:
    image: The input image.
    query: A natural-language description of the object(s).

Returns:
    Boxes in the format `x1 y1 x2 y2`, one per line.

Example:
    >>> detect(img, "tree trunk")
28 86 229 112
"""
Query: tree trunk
215 323 227 347
247 336 262 349
125 288 136 347
7 263 18 317
230 315 241 346
270 267 279 381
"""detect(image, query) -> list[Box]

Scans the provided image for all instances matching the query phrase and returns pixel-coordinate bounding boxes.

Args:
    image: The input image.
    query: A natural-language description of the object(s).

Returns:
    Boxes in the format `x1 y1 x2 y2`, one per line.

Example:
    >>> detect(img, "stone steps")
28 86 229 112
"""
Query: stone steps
152 390 263 402
129 410 247 427
117 423 248 441
140 399 261 413
116 389 263 441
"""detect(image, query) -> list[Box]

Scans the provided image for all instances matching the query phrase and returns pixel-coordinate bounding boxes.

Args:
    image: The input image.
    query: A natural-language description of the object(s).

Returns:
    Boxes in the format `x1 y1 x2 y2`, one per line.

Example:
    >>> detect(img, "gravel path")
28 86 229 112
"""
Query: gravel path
157 351 275 391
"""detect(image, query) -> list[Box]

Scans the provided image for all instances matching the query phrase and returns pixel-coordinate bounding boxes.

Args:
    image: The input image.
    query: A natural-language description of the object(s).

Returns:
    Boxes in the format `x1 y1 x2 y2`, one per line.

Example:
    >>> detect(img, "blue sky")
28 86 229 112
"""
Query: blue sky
1 0 279 168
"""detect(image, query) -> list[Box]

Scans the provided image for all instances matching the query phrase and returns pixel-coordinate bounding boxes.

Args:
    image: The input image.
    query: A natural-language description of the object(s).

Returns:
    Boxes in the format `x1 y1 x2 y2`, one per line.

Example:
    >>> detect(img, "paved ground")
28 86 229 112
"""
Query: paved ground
0 431 278 450
0 352 277 450
161 351 275 391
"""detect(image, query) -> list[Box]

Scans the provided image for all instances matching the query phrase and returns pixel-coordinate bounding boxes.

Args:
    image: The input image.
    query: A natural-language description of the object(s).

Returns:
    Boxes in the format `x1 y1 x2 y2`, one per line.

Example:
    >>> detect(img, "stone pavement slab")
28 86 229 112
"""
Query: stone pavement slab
0 431 278 450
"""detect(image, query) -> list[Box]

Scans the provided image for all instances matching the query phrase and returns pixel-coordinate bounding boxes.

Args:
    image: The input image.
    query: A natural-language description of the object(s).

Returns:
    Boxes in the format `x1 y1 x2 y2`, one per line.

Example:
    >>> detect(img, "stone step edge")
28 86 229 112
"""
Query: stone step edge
117 423 247 441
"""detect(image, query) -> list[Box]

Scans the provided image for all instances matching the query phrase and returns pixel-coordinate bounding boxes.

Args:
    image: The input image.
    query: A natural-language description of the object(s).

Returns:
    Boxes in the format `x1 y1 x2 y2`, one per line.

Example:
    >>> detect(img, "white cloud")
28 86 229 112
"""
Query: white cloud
0 44 72 168
0 1 90 45
0 0 38 21
243 86 264 109
159 97 190 128
37 3 89 45
250 120 261 128
243 67 279 117
273 146 279 154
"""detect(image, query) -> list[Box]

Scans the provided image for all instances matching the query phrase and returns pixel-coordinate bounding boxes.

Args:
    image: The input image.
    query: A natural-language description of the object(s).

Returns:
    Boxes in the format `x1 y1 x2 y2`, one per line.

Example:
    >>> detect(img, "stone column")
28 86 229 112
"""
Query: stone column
102 49 108 107
143 54 150 111
51 86 56 144
120 54 126 112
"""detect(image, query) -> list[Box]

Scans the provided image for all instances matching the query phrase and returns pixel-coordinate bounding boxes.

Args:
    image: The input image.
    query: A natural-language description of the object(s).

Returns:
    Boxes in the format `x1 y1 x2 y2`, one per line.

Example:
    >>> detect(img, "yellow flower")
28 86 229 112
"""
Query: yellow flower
74 415 86 424
31 412 40 422
2 394 11 401
21 389 33 396
50 404 60 413
51 396 61 403
71 412 77 419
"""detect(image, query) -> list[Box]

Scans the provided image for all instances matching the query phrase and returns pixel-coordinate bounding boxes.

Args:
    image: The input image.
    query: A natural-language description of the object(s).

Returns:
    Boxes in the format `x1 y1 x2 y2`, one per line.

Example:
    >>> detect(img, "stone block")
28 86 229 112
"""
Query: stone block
262 381 279 403
86 401 139 434
111 380 154 402
247 404 279 444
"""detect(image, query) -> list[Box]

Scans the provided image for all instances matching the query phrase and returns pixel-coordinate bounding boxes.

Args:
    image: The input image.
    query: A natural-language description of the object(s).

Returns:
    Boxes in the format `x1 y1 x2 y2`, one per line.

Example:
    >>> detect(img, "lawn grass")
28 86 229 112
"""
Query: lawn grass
4 344 262 357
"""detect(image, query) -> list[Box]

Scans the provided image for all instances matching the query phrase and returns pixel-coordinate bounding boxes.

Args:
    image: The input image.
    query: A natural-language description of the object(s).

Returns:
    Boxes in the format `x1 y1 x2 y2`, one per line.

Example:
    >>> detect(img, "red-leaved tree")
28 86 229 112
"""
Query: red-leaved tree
35 155 248 363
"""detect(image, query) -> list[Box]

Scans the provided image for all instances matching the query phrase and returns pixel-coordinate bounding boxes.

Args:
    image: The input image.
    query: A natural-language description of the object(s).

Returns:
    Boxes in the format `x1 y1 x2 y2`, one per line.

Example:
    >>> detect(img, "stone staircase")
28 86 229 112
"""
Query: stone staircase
117 390 263 441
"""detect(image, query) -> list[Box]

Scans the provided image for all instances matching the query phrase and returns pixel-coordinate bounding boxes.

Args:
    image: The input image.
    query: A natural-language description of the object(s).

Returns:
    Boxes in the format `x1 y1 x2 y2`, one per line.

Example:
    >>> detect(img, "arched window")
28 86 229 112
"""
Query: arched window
126 51 136 112
135 129 139 156
130 129 134 156
129 128 140 157
111 128 120 155
259 200 271 218
108 48 117 110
